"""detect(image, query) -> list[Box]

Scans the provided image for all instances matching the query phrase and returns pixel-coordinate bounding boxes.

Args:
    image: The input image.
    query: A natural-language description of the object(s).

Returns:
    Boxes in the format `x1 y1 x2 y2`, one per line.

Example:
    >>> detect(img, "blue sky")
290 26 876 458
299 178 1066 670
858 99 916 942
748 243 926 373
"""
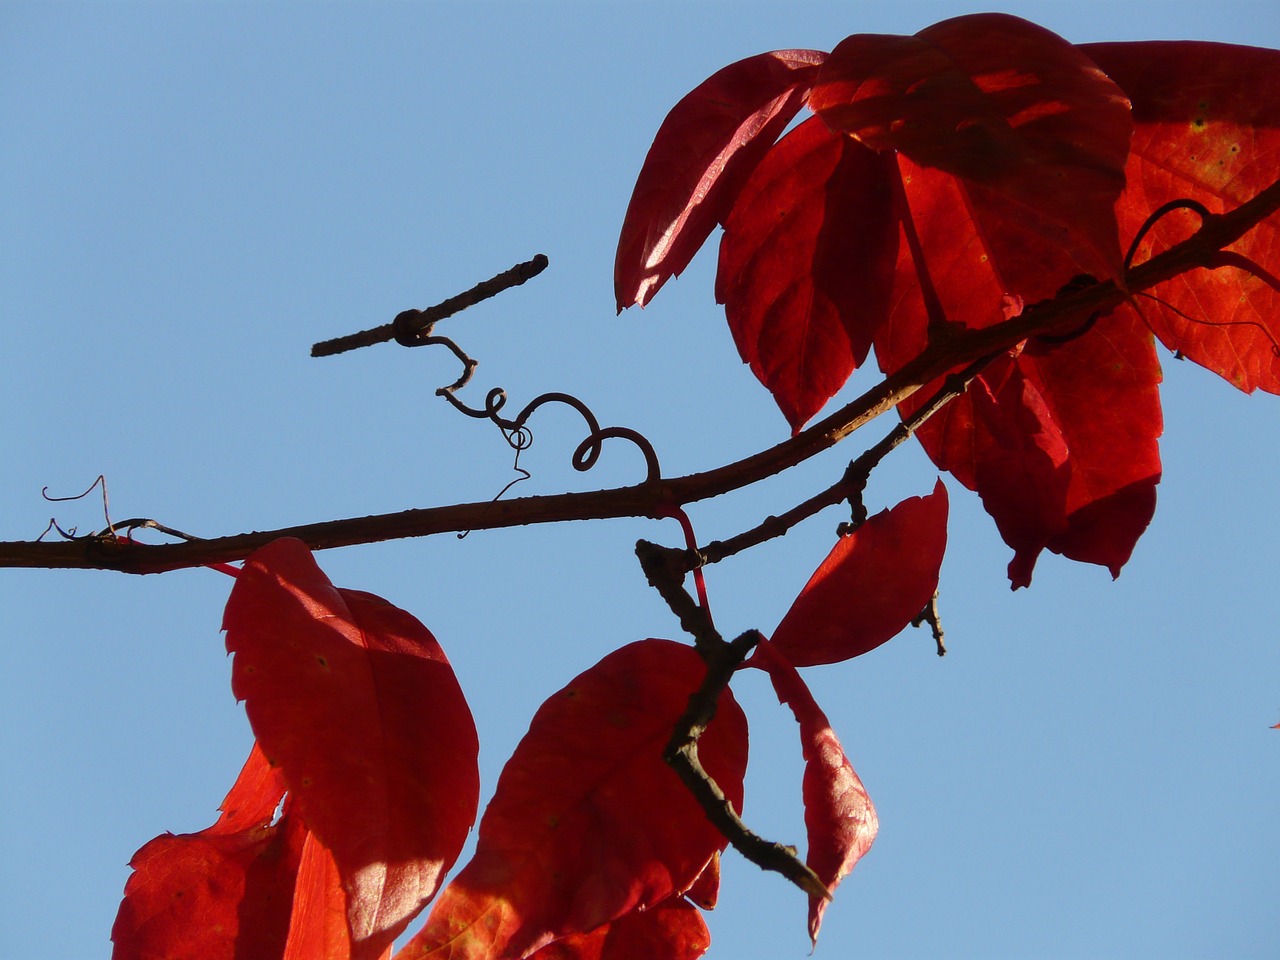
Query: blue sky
3 2 1279 958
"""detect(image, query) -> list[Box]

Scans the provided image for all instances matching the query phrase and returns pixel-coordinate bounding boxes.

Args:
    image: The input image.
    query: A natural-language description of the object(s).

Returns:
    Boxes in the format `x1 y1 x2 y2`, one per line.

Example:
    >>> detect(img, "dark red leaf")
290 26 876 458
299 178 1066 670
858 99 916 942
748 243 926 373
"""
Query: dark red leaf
715 116 900 431
1082 41 1280 393
749 638 877 946
525 898 711 960
615 49 826 310
878 155 1163 587
111 742 305 960
396 639 748 960
766 480 947 666
965 358 1071 588
810 13 1132 281
223 538 479 960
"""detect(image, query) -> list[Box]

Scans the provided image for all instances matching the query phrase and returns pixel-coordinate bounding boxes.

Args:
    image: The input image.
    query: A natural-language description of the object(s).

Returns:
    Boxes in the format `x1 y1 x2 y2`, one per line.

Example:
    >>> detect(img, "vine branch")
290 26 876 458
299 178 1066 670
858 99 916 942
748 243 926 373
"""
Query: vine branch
666 628 830 900
5 178 1280 573
636 542 831 899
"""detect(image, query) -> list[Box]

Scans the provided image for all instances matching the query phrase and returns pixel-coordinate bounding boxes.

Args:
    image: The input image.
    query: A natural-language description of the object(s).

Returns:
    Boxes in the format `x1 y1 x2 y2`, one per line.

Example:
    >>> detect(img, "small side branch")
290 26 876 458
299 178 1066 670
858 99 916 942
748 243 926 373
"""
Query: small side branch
309 254 549 357
635 538 717 654
912 591 946 656
665 629 830 900
702 356 989 568
637 545 829 897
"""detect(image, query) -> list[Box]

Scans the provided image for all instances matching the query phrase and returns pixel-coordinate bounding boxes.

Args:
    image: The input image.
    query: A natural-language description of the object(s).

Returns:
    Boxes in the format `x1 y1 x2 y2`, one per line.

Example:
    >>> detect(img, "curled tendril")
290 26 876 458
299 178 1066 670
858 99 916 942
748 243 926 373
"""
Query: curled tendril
1122 198 1280 358
41 475 114 538
1124 198 1215 272
36 476 205 546
396 324 662 486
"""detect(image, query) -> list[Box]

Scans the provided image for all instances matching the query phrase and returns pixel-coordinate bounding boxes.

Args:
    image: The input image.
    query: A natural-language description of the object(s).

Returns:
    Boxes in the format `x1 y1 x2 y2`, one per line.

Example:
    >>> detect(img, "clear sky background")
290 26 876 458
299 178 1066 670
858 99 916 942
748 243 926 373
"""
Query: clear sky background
3 3 1279 958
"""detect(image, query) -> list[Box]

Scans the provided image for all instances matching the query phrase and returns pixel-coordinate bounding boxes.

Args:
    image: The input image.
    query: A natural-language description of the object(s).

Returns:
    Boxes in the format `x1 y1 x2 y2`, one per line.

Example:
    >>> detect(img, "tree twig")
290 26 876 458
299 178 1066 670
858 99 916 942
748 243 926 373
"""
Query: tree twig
665 629 830 900
309 254 549 357
701 355 991 568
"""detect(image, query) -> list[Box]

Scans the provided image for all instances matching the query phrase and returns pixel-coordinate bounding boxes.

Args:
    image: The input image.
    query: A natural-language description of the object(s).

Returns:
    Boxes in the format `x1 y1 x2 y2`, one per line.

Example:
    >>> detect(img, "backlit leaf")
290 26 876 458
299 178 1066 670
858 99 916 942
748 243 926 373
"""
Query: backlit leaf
878 157 1163 587
397 639 748 960
282 832 358 960
111 742 304 960
749 638 877 946
682 853 720 911
526 898 711 960
767 480 947 665
1083 41 1280 392
810 13 1132 281
224 538 479 960
716 116 900 432
615 49 825 310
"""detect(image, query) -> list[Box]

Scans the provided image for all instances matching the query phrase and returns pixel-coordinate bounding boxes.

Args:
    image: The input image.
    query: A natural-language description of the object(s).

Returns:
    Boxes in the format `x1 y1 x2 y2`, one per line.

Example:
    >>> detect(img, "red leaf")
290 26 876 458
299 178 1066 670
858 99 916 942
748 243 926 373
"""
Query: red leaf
810 13 1132 281
899 324 1162 588
223 538 480 960
111 742 305 960
966 359 1071 587
766 480 947 666
715 116 900 431
749 639 877 946
525 898 711 960
396 639 748 960
615 49 826 310
1082 41 1280 393
283 832 357 960
682 852 720 911
878 156 1163 587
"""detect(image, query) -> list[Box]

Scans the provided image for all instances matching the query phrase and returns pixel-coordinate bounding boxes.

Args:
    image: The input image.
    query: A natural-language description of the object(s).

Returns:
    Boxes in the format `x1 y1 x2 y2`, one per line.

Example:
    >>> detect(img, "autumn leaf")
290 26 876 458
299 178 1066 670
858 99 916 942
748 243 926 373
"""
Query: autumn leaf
111 742 305 960
878 156 1163 587
716 115 900 431
765 480 947 665
525 898 711 960
1082 40 1280 393
682 852 721 911
224 538 479 960
615 49 825 310
810 12 1132 282
749 638 878 946
282 832 360 960
396 638 748 960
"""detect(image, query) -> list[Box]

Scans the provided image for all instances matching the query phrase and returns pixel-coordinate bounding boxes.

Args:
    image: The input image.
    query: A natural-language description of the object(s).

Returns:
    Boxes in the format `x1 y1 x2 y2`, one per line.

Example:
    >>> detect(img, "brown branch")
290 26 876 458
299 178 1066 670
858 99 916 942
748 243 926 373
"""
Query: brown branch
701 354 991 568
5 178 1280 574
665 629 830 900
912 591 946 656
635 546 827 896
309 254 549 357
635 539 718 654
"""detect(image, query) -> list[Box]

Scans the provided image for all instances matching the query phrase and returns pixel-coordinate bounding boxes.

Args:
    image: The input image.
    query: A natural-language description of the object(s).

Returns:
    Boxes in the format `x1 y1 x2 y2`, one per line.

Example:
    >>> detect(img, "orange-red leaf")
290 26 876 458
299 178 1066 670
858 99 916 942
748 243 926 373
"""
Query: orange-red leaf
396 639 748 960
615 49 825 310
283 832 358 960
810 13 1132 281
223 538 479 960
749 638 877 946
766 480 947 666
526 898 711 960
1082 41 1280 393
682 853 720 911
715 115 900 432
111 742 305 960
